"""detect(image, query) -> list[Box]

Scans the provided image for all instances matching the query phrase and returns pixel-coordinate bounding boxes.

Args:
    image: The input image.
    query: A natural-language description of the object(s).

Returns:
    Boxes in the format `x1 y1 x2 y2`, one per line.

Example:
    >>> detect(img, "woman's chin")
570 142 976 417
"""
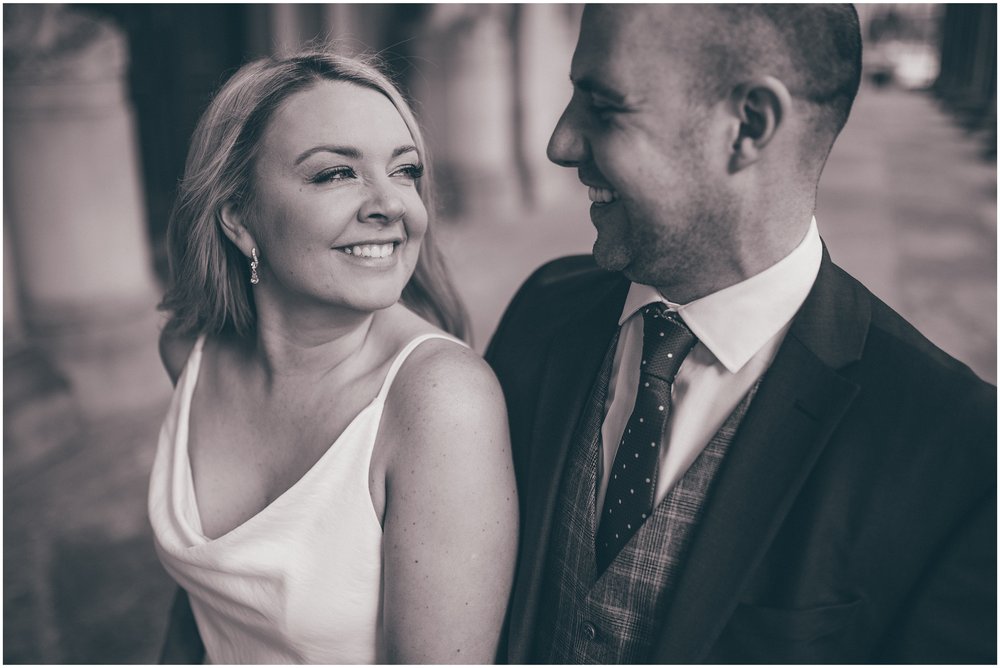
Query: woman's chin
339 289 407 316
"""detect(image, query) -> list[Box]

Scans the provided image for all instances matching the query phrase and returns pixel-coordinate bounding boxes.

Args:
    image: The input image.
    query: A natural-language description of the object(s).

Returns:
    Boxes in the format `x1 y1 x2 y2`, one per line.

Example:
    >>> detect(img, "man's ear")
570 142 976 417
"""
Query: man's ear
728 76 791 172
219 202 257 257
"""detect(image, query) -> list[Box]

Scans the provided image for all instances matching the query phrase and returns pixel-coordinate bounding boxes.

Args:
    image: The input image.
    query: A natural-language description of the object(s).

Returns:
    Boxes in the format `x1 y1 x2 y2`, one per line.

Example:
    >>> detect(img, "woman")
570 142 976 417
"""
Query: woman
148 48 518 664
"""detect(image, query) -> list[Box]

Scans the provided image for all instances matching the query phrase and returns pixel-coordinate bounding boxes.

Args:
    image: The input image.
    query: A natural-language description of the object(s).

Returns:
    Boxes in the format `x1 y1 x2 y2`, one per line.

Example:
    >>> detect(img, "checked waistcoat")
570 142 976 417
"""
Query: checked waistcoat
533 331 760 664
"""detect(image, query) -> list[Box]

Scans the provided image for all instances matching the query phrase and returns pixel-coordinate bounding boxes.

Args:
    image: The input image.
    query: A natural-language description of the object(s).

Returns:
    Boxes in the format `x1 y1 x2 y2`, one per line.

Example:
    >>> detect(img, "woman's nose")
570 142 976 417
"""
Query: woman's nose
358 179 406 224
547 103 587 167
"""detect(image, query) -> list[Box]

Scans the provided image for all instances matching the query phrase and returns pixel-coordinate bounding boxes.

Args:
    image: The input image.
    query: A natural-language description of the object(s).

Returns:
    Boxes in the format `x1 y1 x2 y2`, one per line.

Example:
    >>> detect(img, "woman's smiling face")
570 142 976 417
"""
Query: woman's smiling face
239 79 428 316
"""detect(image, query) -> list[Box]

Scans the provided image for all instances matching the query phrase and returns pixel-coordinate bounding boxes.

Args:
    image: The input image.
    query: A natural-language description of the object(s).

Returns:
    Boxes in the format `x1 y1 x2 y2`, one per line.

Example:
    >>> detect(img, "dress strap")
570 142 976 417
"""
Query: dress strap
375 333 468 404
194 332 208 355
178 333 208 396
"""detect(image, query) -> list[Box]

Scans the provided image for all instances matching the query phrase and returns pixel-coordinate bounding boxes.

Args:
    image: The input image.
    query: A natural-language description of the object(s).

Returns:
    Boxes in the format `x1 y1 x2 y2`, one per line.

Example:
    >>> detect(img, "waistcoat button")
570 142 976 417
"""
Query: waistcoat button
581 621 598 641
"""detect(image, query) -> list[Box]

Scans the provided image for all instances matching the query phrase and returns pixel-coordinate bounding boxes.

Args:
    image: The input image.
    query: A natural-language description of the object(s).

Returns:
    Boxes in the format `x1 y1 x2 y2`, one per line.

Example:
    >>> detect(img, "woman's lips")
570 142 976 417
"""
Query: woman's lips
337 241 398 258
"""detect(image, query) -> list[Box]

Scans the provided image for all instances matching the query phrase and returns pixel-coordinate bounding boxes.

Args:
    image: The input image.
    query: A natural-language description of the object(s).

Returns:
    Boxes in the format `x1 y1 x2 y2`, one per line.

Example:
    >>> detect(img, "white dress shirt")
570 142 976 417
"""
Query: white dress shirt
596 218 823 513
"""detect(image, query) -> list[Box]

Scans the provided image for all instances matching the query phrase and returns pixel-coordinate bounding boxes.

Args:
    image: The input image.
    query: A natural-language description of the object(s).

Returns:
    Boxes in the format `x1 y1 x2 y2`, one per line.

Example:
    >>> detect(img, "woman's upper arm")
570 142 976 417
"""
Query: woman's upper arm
381 345 518 664
159 326 197 386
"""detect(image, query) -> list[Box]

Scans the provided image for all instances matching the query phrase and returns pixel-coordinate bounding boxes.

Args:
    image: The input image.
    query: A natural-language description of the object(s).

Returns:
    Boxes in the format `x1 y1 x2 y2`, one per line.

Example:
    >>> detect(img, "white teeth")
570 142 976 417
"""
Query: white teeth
341 243 395 258
588 186 617 204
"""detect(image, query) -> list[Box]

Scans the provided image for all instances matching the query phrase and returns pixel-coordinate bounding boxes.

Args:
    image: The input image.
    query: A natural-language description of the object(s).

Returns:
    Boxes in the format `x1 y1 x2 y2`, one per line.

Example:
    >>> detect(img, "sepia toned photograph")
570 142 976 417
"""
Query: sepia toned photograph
4 3 996 664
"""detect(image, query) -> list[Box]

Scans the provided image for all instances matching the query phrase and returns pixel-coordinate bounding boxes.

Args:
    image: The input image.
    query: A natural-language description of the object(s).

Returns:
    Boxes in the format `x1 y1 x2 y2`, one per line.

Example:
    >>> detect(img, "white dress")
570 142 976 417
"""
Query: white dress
148 333 465 664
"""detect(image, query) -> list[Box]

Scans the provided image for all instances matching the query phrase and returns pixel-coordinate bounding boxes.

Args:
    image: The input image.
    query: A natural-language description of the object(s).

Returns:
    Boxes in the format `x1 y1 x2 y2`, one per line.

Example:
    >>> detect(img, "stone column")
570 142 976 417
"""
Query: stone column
4 201 82 478
321 4 370 55
4 5 171 416
512 4 583 209
4 209 25 352
244 5 346 60
409 5 521 220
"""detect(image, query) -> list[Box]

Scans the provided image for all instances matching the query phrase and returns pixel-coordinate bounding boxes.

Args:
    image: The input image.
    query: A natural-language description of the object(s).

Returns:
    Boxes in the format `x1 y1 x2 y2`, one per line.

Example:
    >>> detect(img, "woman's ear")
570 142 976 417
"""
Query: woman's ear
219 202 257 257
728 76 791 172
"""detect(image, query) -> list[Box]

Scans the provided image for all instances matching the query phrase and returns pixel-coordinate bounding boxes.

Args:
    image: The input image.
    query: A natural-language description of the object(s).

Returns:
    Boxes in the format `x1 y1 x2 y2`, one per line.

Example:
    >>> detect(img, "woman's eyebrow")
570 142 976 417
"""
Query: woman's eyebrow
392 145 418 159
294 144 418 165
294 145 361 165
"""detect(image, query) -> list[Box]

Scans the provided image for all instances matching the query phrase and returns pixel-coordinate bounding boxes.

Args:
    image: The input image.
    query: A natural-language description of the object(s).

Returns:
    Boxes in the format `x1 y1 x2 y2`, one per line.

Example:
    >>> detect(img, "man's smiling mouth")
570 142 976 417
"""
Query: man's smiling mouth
588 186 618 205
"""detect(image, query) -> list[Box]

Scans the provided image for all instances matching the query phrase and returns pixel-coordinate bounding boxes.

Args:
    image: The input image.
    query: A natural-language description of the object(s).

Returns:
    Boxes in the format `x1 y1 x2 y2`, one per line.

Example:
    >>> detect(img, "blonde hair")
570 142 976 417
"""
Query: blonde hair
160 48 469 340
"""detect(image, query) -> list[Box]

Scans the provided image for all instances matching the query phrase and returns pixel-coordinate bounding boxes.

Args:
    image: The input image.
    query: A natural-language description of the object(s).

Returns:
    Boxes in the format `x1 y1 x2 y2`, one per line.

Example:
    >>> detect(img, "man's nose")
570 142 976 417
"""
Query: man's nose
547 104 587 167
358 179 406 224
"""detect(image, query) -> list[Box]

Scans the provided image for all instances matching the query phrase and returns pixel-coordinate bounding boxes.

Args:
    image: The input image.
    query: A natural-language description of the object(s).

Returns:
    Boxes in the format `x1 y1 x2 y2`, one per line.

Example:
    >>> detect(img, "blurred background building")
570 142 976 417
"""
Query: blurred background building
3 4 996 663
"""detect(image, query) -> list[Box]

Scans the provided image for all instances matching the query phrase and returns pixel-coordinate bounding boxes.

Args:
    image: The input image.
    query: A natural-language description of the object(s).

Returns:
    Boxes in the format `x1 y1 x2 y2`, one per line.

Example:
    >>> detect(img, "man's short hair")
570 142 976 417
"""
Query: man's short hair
693 4 862 158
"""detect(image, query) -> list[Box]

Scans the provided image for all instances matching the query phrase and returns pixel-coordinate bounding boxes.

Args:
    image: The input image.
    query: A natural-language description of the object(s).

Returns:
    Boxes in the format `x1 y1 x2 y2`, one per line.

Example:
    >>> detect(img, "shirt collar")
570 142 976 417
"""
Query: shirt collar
619 217 823 373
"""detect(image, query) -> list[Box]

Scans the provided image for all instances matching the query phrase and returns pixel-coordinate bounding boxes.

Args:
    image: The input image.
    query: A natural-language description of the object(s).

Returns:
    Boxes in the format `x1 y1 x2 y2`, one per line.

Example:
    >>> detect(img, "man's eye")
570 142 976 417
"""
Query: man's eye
310 166 356 183
588 97 621 122
590 104 618 124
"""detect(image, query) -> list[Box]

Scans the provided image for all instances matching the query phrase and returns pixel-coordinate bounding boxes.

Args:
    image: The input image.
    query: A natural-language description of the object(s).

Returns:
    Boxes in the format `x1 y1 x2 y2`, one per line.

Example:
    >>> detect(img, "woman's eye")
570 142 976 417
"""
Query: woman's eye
310 166 356 183
392 163 425 180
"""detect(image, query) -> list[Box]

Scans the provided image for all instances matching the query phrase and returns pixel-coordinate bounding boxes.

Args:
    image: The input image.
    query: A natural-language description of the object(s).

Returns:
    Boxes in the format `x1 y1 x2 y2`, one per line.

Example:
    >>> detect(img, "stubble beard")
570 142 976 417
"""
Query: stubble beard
612 219 714 299
590 193 727 298
592 234 631 273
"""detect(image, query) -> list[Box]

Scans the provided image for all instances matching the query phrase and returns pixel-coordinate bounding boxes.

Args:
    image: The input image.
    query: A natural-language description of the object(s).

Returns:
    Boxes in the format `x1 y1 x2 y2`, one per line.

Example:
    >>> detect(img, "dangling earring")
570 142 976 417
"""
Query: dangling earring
250 248 260 285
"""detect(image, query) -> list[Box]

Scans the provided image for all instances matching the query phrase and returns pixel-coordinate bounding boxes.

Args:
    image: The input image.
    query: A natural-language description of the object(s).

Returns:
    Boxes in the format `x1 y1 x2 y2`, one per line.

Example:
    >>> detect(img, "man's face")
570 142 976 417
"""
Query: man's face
548 6 735 298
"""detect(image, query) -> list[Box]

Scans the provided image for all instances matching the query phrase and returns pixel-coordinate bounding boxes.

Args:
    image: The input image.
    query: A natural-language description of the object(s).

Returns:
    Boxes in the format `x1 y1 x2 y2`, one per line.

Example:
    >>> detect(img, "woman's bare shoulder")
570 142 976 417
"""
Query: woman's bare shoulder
371 303 509 466
390 337 504 418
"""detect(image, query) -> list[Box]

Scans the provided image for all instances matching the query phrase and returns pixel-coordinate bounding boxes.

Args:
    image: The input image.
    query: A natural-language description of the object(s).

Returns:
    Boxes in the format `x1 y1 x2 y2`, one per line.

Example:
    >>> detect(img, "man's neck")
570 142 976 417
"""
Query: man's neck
656 212 815 304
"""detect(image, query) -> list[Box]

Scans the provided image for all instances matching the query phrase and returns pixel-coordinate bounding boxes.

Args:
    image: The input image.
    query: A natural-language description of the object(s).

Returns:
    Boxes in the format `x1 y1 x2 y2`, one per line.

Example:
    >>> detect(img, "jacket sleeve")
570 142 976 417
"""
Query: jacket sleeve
874 485 996 663
874 378 997 663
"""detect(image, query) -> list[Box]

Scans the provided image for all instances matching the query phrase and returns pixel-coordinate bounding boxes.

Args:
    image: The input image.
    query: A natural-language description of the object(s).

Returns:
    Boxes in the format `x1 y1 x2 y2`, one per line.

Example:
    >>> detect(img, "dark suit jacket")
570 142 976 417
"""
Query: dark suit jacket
485 251 996 664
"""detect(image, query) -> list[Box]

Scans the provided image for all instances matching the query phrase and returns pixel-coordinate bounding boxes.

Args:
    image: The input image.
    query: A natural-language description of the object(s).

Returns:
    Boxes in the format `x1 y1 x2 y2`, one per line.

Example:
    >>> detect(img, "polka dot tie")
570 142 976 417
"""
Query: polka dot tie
595 303 697 574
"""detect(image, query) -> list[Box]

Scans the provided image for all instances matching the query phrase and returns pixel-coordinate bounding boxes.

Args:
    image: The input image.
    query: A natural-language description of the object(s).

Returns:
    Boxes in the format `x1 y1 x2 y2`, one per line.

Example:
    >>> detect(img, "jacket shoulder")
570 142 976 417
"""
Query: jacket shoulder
507 254 624 318
815 260 991 394
487 255 621 354
518 254 616 296
838 270 996 465
864 286 993 396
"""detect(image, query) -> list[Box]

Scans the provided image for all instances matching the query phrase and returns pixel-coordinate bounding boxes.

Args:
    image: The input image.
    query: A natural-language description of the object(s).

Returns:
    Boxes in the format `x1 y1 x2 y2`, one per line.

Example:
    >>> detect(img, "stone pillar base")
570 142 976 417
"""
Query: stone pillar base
26 297 172 419
3 344 82 479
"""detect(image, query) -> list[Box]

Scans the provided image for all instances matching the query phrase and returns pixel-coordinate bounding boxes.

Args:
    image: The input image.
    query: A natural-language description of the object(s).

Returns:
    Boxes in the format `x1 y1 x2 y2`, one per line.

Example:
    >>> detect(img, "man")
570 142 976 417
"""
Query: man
486 4 995 663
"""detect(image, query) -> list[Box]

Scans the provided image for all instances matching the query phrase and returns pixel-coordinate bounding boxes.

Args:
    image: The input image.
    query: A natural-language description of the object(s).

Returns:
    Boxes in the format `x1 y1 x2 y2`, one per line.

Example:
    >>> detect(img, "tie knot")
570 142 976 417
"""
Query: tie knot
640 304 696 383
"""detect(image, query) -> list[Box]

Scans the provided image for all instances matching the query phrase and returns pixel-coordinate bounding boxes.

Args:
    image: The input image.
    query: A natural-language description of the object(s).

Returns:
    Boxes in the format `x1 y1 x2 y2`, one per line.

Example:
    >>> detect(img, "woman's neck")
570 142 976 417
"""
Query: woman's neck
238 304 379 389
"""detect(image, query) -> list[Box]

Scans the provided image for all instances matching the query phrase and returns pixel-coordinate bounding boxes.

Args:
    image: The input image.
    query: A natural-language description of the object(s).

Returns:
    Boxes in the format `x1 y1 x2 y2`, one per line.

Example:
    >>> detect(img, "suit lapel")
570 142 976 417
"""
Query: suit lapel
651 250 870 663
507 273 629 662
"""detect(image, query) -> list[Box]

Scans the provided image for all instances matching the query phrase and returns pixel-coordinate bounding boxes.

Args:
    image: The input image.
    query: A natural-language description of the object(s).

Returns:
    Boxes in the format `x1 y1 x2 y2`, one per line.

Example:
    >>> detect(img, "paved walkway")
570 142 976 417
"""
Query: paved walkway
3 83 995 663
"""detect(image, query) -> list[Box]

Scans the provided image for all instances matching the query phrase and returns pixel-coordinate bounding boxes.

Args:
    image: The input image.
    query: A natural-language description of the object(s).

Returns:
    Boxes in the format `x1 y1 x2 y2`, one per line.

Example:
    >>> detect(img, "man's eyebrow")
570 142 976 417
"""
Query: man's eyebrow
294 144 418 165
571 75 627 104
